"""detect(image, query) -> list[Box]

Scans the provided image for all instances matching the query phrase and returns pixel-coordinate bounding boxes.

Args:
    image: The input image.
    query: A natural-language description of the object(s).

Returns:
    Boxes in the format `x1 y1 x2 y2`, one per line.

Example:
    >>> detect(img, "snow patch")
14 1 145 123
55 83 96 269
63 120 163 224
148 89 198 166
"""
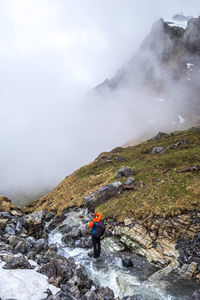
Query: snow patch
178 115 185 124
166 19 187 29
0 261 59 300
186 63 194 71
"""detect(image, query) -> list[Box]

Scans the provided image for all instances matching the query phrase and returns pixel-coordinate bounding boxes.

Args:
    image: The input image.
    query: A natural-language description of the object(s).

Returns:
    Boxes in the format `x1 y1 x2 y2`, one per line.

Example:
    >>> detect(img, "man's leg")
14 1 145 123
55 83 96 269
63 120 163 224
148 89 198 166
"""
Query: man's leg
96 237 101 257
92 235 98 257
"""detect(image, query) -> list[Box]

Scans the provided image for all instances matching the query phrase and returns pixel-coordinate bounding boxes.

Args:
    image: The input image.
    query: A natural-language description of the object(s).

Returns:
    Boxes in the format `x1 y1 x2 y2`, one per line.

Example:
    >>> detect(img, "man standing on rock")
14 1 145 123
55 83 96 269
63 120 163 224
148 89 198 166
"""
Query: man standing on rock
88 212 105 258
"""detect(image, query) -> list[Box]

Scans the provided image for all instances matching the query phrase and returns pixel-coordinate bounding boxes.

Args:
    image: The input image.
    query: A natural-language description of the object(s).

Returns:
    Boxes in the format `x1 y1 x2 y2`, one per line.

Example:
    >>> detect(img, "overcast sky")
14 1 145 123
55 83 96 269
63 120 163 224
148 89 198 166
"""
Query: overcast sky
0 0 199 203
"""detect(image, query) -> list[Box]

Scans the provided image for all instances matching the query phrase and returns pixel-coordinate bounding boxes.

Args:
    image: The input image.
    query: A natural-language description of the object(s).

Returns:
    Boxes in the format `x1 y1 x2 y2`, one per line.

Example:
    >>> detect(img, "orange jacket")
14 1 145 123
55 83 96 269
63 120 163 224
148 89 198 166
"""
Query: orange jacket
88 213 102 229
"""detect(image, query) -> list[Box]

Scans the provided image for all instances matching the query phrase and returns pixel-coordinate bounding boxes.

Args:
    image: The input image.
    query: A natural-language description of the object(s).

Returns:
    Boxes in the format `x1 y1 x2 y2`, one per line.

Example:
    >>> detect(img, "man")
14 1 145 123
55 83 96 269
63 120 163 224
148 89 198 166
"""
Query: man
88 212 104 258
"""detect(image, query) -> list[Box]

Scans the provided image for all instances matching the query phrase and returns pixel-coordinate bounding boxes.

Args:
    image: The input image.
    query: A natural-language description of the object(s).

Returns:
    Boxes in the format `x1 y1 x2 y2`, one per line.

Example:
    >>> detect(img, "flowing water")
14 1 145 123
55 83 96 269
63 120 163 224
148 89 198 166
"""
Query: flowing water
48 208 198 300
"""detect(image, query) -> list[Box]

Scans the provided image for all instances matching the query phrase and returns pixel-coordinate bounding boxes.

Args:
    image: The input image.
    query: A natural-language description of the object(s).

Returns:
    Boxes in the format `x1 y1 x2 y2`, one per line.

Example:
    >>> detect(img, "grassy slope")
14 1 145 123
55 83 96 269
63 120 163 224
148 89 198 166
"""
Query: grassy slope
25 128 200 222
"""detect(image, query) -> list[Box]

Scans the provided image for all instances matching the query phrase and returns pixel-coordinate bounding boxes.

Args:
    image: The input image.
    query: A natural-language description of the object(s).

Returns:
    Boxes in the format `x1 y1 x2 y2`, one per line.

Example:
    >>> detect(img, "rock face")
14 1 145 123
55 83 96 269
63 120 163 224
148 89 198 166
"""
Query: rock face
83 181 123 210
113 211 200 283
93 17 200 124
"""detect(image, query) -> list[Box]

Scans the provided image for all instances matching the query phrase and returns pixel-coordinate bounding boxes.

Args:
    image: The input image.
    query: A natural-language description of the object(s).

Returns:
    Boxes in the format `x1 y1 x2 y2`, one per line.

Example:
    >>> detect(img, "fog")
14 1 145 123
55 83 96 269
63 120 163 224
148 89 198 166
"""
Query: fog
0 0 199 205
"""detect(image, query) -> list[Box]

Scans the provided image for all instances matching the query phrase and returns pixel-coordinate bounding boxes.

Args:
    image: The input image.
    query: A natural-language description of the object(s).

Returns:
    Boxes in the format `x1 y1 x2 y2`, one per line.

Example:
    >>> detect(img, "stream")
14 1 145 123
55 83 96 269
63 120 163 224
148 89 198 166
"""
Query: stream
48 208 199 300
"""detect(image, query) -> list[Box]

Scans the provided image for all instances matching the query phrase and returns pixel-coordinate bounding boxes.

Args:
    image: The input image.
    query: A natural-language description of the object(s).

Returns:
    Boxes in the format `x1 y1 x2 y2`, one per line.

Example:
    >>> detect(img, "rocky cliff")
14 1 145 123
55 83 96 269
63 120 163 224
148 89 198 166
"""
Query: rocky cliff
93 16 200 126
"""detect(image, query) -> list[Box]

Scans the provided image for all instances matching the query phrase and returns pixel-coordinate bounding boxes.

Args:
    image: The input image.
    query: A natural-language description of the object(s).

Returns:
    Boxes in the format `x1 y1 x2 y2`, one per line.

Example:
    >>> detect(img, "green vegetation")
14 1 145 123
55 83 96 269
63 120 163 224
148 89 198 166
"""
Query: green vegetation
26 128 200 222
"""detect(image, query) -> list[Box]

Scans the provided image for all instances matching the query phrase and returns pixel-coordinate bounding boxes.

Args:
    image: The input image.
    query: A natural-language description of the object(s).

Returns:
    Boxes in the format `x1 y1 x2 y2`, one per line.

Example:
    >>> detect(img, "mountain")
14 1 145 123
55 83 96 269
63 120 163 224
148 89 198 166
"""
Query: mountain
25 127 200 221
93 16 200 128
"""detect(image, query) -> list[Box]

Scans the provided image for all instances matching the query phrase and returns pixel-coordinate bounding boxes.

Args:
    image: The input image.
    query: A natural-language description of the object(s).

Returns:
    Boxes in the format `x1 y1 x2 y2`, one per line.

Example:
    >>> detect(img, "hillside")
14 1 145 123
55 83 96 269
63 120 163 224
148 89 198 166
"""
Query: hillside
25 127 200 222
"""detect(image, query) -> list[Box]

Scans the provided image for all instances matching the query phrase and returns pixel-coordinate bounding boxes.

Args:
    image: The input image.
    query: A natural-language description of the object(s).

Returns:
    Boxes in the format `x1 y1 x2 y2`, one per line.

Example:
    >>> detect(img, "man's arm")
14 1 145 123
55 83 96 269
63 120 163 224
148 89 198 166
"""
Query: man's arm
88 220 94 228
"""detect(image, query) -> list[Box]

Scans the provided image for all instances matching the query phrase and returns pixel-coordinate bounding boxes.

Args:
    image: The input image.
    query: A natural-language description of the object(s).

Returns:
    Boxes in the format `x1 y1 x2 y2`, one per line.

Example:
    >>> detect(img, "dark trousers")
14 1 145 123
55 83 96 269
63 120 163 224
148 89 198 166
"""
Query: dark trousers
92 235 101 257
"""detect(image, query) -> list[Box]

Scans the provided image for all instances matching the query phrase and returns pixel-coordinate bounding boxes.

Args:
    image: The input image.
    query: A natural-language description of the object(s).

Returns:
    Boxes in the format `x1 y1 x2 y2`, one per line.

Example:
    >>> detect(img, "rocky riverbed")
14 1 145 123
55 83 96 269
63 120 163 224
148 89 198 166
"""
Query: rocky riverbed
0 199 200 300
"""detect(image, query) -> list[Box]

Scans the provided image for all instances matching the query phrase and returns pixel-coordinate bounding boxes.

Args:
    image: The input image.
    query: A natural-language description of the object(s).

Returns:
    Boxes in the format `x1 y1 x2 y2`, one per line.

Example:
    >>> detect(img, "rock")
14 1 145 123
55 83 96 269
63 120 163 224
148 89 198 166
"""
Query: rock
45 211 56 222
67 227 82 239
122 258 133 267
14 240 27 254
26 211 46 238
124 177 135 188
83 181 123 210
151 132 169 140
124 218 132 226
33 238 47 253
59 224 72 234
26 211 46 225
3 254 33 269
0 242 13 252
121 296 144 300
0 219 8 230
46 215 66 232
8 235 23 247
75 237 92 249
61 236 75 247
97 286 115 300
116 167 133 178
150 147 164 154
82 290 99 300
5 226 15 235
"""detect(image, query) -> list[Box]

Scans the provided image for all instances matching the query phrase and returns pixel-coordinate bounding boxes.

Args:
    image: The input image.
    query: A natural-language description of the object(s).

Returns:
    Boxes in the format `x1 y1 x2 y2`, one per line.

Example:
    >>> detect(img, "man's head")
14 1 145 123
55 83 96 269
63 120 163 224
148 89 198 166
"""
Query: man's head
91 213 96 220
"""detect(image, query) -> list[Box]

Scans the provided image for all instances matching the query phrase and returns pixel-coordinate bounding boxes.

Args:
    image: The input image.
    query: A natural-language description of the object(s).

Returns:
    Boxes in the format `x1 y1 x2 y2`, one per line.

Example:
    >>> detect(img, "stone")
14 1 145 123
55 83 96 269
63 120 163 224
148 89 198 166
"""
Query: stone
124 218 132 226
8 235 23 247
150 147 164 154
3 254 33 269
116 167 133 178
0 219 7 230
97 286 115 300
122 258 133 267
151 132 169 140
82 291 99 300
5 226 15 235
83 181 123 210
124 177 135 188
122 296 144 300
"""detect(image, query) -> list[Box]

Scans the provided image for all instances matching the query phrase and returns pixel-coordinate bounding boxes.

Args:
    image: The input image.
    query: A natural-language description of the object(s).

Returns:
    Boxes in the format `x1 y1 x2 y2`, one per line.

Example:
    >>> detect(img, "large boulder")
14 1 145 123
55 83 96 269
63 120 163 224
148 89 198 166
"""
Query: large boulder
3 254 33 269
26 210 46 238
83 182 123 210
116 167 133 178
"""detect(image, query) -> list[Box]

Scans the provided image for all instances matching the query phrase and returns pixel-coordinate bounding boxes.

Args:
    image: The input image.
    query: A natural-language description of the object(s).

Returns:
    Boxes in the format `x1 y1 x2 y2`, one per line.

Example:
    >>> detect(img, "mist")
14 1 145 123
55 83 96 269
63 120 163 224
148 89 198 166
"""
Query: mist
0 0 200 205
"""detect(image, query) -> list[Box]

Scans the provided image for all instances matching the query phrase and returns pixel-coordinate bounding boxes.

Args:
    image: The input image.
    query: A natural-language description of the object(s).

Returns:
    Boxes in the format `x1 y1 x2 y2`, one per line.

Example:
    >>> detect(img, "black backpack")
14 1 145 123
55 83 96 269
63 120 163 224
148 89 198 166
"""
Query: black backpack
94 220 105 238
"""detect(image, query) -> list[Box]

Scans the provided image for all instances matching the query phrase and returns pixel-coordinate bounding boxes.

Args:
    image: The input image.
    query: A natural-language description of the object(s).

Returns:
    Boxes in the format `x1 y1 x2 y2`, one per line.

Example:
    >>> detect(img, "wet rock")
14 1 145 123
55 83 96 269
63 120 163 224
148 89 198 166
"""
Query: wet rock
61 236 75 247
122 258 133 267
45 211 56 222
46 215 66 232
83 182 123 210
68 227 82 239
81 290 99 300
58 224 72 234
97 286 115 300
122 295 144 300
116 167 133 178
75 237 92 249
3 254 33 269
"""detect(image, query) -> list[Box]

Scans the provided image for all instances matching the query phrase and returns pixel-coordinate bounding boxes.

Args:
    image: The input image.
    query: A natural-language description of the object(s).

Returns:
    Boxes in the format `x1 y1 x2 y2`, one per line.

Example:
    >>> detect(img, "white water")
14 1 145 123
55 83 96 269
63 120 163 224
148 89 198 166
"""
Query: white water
48 208 194 300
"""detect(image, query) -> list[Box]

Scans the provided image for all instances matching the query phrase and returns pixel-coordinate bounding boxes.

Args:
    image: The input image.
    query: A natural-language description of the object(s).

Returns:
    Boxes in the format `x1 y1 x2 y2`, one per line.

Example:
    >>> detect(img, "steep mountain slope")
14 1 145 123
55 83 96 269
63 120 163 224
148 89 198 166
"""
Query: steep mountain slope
26 127 200 222
93 16 200 127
